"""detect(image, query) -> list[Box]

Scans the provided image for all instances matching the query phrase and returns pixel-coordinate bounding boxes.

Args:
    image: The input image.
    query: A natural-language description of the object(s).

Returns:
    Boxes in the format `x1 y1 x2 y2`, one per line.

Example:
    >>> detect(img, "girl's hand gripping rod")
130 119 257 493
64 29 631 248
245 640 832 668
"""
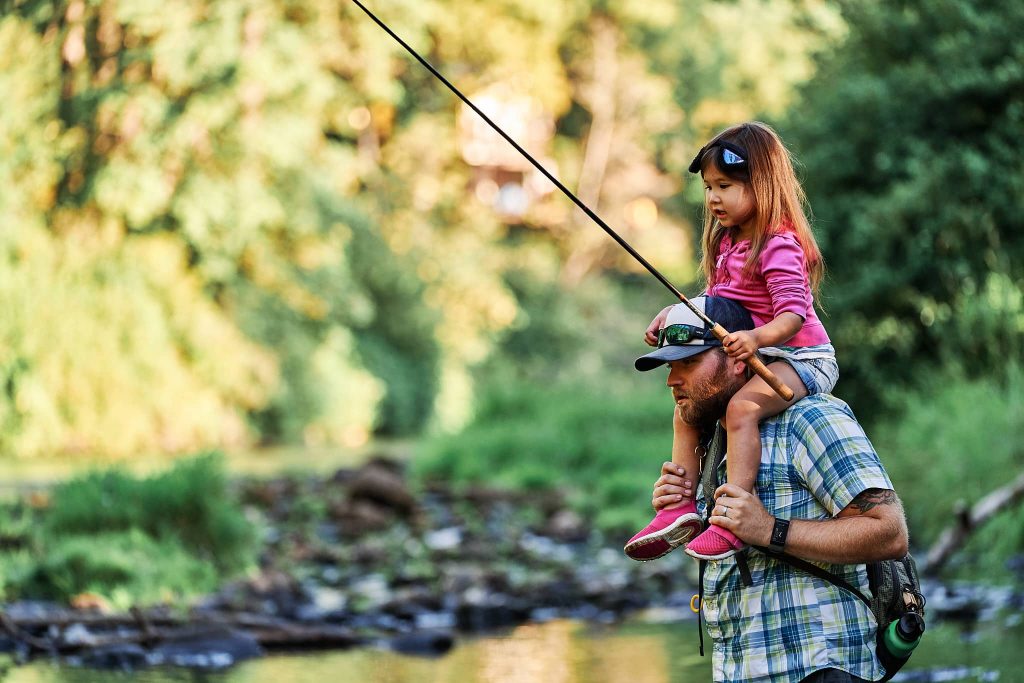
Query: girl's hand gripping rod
350 0 795 402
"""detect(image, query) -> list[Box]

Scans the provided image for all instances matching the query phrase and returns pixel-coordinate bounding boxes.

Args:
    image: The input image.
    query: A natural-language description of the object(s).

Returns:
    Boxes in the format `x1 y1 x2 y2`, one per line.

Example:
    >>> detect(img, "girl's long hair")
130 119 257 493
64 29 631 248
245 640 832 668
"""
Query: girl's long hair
696 121 824 296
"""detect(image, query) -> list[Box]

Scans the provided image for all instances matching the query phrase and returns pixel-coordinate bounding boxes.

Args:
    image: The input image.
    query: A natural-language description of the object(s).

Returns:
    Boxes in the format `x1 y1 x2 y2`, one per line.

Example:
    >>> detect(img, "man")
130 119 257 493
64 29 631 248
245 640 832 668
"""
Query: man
635 296 908 683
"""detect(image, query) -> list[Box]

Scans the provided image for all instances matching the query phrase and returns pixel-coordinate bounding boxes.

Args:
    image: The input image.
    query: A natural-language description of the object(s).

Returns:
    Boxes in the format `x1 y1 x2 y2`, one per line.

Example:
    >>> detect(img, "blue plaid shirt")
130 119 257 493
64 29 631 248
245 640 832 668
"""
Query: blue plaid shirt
698 395 892 682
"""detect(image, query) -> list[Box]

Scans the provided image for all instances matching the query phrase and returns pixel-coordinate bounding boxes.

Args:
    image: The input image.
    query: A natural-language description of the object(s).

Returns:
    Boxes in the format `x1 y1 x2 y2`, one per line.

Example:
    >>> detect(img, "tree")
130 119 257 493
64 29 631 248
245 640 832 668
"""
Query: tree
787 0 1024 416
0 0 844 457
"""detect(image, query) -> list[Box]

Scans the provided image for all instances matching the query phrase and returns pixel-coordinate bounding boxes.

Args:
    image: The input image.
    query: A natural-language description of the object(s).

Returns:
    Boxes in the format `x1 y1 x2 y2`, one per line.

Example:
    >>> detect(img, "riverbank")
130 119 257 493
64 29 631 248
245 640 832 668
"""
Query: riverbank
2 456 1021 674
1 456 700 671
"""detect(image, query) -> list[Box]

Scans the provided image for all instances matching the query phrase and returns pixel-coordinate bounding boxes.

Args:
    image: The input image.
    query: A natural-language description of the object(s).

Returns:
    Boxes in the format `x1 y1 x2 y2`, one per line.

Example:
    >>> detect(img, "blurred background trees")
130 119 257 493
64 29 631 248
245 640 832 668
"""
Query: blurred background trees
0 0 840 457
1 0 1020 575
788 0 1024 420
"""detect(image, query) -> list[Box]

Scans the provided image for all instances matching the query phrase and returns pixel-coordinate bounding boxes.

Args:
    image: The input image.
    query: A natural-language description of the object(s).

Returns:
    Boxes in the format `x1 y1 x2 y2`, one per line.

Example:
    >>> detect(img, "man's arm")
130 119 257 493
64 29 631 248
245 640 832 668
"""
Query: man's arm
709 484 909 563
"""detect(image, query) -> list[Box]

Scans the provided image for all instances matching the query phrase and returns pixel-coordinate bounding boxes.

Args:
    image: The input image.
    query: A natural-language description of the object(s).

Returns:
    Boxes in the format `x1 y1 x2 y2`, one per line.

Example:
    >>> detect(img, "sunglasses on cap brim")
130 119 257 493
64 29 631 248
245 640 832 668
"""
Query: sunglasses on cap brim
657 323 716 347
687 141 749 174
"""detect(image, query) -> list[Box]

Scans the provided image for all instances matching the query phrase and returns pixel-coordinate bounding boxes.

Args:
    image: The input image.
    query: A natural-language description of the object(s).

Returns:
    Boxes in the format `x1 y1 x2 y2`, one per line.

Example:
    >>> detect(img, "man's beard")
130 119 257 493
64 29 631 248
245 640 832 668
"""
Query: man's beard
675 352 735 430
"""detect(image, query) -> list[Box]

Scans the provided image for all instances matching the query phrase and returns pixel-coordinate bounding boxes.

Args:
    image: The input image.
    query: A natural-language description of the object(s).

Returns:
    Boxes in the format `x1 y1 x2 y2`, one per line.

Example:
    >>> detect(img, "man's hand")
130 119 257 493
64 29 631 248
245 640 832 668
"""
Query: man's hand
710 483 774 545
652 461 693 510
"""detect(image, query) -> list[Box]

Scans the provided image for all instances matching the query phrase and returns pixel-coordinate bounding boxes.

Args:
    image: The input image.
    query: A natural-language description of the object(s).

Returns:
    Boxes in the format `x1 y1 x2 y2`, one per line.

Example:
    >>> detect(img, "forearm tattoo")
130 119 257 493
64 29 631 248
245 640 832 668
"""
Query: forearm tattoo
848 488 897 513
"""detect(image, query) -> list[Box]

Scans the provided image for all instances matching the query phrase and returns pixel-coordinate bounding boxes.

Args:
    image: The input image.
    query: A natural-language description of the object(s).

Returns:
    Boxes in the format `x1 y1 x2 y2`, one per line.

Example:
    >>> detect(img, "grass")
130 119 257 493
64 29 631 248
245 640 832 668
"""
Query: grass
0 452 257 606
413 375 676 535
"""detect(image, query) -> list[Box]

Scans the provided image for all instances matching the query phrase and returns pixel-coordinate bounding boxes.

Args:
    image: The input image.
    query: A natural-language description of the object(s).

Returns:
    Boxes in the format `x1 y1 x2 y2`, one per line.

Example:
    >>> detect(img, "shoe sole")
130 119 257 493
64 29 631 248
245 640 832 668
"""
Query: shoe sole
623 514 703 562
684 546 743 561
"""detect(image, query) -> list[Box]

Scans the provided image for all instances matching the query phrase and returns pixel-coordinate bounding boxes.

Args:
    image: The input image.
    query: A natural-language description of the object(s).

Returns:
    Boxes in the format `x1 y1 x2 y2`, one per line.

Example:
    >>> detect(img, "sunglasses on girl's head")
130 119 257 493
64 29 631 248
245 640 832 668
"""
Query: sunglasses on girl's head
658 323 713 347
687 141 749 174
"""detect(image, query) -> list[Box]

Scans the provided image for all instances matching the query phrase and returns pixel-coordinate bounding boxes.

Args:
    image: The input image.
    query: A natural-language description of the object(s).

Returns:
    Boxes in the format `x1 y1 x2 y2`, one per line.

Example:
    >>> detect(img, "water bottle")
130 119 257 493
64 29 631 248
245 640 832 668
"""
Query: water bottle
882 612 926 659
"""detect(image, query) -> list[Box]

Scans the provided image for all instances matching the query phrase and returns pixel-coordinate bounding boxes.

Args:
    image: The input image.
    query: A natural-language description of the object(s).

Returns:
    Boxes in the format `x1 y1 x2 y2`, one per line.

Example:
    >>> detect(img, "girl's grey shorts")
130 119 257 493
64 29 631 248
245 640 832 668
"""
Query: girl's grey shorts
759 343 838 395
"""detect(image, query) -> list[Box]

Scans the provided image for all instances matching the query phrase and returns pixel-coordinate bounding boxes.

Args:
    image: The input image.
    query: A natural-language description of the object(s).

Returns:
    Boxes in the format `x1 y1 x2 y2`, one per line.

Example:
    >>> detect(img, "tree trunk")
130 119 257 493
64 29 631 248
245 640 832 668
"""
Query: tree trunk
922 469 1024 576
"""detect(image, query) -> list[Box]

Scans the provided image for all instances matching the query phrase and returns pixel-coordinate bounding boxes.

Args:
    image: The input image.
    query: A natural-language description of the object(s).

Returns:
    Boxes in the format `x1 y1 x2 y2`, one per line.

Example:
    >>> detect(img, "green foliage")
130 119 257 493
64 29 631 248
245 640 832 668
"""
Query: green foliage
876 363 1024 576
46 453 256 574
0 501 34 602
0 0 838 459
19 530 219 610
344 209 441 435
413 375 676 534
779 0 1024 577
788 0 1024 418
0 233 278 458
0 549 36 603
0 453 256 605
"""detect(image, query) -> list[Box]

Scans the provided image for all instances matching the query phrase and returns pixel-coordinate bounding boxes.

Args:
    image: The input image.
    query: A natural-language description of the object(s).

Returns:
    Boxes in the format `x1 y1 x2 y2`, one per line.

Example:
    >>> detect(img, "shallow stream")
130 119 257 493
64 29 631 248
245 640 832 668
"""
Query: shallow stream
4 611 1022 683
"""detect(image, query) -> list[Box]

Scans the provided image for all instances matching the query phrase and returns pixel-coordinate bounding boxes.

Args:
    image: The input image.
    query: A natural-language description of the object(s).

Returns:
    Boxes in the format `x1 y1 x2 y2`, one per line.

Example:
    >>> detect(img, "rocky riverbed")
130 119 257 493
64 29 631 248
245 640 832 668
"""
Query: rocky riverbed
2 456 1018 673
0 456 701 671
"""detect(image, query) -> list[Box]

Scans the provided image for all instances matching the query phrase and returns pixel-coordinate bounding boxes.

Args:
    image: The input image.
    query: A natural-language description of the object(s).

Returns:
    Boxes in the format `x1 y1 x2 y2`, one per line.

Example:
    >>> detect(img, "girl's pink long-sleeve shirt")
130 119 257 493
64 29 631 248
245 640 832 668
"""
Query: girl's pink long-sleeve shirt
706 231 830 347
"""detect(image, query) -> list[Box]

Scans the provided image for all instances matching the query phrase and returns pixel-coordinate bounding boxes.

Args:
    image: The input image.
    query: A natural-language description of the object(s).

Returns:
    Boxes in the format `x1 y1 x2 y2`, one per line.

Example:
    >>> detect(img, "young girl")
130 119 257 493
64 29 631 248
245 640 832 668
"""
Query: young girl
624 121 838 561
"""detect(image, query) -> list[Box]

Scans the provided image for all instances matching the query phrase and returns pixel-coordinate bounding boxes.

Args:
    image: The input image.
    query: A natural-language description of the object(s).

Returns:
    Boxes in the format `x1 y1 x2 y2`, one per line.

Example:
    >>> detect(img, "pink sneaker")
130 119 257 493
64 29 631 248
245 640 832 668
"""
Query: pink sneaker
684 524 745 560
623 503 702 562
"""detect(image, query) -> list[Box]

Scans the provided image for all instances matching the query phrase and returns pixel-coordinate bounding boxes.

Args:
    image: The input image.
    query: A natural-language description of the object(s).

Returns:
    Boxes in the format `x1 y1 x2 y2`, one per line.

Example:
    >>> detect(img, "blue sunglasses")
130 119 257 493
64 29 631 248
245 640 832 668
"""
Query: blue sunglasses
688 141 749 174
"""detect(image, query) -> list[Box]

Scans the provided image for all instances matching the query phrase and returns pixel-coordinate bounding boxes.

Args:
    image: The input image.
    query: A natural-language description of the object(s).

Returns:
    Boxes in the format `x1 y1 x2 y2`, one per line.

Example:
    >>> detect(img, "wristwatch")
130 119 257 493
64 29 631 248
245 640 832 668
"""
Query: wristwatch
768 517 790 553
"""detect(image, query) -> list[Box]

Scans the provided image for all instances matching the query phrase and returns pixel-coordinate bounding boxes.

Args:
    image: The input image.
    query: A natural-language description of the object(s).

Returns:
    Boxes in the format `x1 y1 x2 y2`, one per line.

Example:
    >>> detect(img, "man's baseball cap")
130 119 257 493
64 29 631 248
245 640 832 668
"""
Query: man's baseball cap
634 296 754 371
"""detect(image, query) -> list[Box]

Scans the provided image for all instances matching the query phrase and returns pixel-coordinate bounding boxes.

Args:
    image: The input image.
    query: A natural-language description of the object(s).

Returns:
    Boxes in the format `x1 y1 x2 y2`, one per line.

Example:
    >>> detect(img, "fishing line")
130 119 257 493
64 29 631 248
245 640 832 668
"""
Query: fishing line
349 0 683 300
348 0 794 400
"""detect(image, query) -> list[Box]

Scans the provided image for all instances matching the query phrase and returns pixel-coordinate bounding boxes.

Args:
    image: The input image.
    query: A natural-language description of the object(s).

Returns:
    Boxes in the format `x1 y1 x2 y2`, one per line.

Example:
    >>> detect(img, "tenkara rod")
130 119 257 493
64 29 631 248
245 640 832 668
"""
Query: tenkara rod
349 0 794 402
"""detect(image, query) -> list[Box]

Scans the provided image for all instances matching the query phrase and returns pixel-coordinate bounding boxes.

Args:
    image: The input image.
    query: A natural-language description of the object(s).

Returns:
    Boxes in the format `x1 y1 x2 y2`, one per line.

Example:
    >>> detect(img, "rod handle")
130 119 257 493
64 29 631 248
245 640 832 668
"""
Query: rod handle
709 324 795 402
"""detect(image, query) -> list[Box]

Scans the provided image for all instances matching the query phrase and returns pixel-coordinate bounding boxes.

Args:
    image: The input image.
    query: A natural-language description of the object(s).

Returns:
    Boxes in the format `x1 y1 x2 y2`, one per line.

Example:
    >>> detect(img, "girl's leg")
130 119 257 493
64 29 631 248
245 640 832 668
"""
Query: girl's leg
723 362 808 493
666 407 701 510
685 362 807 561
623 407 704 561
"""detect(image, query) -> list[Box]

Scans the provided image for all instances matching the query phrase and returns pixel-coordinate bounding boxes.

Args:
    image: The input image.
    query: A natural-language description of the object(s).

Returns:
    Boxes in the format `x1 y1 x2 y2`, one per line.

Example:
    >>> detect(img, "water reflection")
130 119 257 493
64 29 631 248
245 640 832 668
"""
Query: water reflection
4 616 1024 683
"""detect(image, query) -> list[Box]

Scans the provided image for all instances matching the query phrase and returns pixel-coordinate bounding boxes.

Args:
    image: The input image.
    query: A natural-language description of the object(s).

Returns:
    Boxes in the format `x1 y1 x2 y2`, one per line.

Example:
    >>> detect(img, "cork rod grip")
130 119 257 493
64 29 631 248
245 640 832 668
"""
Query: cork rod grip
709 324 795 402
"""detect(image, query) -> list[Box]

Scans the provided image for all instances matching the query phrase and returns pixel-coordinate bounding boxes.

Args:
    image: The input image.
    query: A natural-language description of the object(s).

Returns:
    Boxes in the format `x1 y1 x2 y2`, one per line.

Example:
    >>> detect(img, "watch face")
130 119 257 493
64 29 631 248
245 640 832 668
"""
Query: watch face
771 519 789 547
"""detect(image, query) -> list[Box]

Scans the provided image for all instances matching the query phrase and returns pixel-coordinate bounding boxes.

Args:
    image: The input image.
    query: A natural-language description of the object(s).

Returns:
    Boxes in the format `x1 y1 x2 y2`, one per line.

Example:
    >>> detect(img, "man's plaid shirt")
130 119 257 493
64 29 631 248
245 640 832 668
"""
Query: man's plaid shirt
697 395 892 682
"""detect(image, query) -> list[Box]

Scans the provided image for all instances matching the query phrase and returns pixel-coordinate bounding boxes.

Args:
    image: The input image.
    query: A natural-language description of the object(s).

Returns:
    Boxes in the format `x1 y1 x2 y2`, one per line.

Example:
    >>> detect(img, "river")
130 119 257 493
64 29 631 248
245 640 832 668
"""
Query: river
4 612 1021 683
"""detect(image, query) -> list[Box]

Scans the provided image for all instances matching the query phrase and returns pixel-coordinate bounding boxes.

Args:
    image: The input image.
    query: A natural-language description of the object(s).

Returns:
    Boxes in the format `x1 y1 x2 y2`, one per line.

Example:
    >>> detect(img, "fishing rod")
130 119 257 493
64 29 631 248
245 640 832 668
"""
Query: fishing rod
349 0 794 402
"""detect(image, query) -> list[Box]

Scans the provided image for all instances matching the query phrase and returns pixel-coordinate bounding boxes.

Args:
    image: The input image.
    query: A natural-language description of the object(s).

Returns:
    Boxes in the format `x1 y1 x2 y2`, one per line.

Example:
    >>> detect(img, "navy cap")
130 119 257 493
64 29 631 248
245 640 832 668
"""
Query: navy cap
634 296 754 371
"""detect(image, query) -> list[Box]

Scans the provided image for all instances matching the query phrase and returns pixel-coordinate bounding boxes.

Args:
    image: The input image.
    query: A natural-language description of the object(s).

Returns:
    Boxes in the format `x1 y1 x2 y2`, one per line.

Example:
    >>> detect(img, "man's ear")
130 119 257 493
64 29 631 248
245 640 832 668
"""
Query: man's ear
729 356 749 378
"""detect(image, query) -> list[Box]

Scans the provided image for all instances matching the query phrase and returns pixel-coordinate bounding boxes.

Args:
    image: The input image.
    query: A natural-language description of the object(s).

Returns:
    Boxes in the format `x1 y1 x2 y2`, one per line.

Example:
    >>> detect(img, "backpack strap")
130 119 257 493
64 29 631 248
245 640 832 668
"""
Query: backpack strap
698 424 727 507
697 559 706 657
750 545 873 612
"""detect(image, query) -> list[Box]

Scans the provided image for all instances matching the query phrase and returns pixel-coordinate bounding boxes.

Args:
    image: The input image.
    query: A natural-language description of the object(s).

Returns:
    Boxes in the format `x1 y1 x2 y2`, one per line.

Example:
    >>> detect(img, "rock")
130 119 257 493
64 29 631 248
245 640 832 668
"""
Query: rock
78 644 148 671
295 587 348 622
385 630 455 656
149 627 263 669
423 527 463 551
208 570 308 618
546 509 588 542
346 458 416 516
529 607 561 623
0 636 29 662
330 499 398 537
349 573 393 611
61 623 97 647
413 612 456 630
518 532 574 563
320 566 342 585
2 601 64 621
455 593 531 632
